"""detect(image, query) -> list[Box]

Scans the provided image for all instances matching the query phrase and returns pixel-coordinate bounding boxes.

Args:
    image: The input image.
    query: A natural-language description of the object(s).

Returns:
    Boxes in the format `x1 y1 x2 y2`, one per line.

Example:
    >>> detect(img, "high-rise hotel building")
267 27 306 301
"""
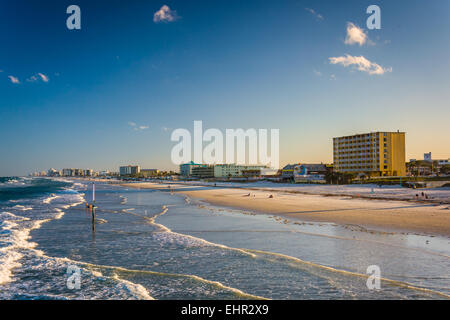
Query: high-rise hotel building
333 132 406 177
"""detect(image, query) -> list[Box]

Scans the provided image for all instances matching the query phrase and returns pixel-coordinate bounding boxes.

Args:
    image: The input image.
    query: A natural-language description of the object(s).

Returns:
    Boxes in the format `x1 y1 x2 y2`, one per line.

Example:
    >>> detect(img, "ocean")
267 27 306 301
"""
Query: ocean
0 177 449 299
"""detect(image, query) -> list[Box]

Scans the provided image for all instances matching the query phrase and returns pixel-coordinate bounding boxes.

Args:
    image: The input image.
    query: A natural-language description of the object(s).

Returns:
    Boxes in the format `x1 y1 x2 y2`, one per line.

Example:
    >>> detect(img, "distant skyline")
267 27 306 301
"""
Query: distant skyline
1 0 449 176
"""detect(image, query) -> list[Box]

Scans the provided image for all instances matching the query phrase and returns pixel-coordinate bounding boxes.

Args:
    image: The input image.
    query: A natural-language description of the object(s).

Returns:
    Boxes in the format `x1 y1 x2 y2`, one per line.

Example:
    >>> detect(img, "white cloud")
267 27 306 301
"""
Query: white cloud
329 74 336 80
8 75 20 84
38 73 49 82
153 5 178 23
313 70 322 76
329 54 392 75
128 122 149 131
26 73 50 83
344 22 368 46
305 8 323 20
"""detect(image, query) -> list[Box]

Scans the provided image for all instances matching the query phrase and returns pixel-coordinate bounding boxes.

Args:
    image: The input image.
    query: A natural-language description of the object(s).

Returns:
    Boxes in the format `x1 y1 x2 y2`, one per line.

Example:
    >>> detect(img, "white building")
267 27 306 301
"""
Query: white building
119 165 140 176
47 168 59 177
213 164 267 178
422 152 449 166
62 168 73 176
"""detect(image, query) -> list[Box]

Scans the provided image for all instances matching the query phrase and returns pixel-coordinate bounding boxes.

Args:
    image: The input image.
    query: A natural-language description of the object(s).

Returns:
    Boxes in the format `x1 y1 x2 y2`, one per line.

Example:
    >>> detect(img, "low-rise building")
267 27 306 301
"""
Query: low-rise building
180 161 207 177
293 164 328 183
141 169 159 177
213 164 267 178
191 166 215 178
282 163 330 182
281 164 297 181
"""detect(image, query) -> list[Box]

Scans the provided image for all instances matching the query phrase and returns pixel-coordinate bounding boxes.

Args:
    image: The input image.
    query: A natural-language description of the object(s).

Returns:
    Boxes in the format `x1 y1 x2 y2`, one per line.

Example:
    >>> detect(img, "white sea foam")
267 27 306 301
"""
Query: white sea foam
12 205 33 211
119 195 128 205
127 206 256 258
43 194 60 204
0 183 86 287
0 219 34 285
111 273 155 300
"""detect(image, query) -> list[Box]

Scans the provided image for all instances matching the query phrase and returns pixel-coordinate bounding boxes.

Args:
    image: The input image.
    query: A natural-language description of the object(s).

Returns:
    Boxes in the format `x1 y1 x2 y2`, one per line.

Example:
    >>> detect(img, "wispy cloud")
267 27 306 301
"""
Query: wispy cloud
305 8 323 20
153 5 178 23
8 75 20 84
344 22 368 46
38 73 49 82
329 74 336 80
329 54 392 75
128 122 149 131
313 70 322 77
27 73 50 83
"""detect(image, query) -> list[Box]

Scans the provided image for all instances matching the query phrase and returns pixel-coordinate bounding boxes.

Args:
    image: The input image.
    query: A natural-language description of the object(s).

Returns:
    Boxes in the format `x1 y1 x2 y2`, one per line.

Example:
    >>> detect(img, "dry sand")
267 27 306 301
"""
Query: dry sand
121 182 450 237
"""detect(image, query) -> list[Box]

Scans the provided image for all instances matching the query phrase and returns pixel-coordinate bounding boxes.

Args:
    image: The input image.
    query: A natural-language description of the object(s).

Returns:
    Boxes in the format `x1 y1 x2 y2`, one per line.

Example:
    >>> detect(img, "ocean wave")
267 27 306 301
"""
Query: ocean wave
55 257 266 300
123 204 450 299
43 194 60 204
12 205 33 211
111 273 155 300
119 196 128 205
123 206 256 257
245 248 450 299
0 179 86 287
0 177 27 188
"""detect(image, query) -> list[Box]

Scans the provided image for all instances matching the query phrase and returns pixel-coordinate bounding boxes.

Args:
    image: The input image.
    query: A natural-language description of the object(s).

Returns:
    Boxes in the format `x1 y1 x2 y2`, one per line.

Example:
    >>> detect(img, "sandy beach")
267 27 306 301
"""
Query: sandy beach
121 182 450 237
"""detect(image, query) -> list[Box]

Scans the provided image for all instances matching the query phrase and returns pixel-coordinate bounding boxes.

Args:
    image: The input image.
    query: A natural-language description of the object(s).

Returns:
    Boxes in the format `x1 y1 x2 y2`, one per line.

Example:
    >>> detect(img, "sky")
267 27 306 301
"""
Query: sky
0 0 449 175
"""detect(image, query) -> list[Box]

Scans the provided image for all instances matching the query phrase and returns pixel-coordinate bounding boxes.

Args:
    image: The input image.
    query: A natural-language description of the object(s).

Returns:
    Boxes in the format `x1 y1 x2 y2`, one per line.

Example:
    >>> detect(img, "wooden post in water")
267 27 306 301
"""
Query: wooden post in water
92 183 95 232
92 207 95 232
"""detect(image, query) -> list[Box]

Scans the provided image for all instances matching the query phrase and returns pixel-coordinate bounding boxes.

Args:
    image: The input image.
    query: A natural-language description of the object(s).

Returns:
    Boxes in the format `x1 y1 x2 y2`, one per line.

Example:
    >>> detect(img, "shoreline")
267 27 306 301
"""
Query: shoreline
120 182 450 238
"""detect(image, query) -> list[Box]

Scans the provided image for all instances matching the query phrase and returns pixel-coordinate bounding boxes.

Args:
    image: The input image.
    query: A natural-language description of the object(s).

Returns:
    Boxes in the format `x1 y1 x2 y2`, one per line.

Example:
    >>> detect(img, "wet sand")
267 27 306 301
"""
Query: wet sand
121 182 450 237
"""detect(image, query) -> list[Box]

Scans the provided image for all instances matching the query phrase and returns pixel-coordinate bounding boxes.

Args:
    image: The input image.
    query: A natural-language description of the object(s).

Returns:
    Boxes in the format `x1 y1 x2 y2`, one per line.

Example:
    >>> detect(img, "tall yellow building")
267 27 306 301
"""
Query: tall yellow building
333 132 406 177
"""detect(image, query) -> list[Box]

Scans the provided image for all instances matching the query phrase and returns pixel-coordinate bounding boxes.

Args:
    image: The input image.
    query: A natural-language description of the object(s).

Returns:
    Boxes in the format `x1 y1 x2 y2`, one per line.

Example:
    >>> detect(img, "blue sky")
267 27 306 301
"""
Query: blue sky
1 0 449 175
